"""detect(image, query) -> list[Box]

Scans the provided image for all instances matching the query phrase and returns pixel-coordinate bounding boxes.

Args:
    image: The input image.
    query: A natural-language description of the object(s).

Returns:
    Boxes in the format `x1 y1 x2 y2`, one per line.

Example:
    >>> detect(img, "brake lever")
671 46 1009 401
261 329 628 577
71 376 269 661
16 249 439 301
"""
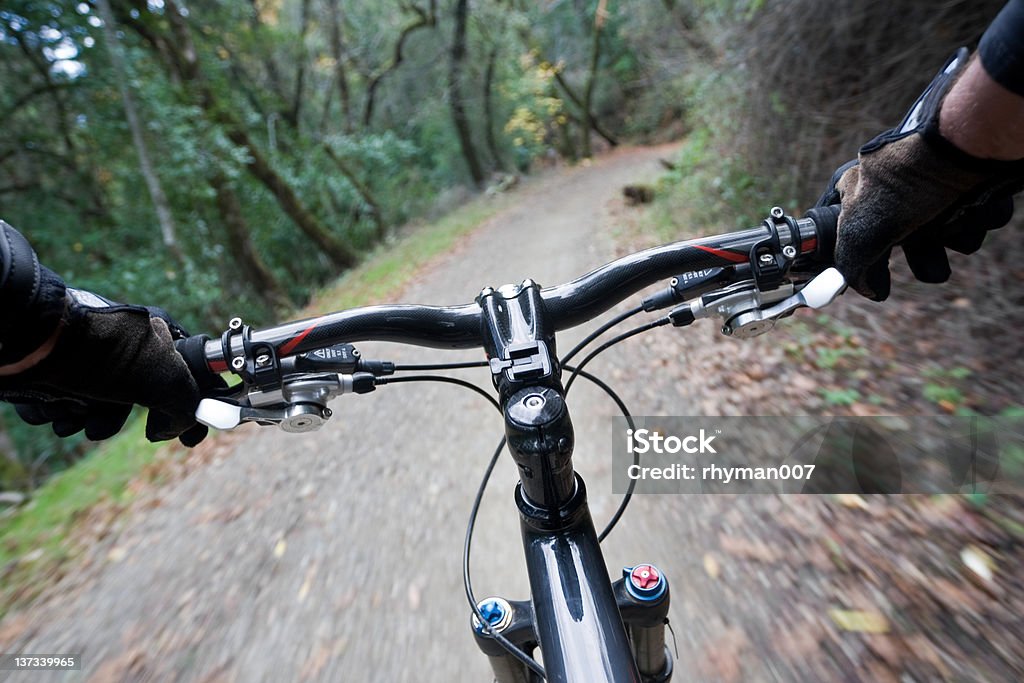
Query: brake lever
722 267 846 338
681 267 846 338
195 371 379 433
760 267 847 318
196 399 333 432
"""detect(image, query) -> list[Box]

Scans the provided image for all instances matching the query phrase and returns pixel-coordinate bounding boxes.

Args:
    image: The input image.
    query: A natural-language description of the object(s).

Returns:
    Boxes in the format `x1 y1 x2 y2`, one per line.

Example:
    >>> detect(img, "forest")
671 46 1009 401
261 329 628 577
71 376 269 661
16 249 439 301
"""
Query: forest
0 0 1010 489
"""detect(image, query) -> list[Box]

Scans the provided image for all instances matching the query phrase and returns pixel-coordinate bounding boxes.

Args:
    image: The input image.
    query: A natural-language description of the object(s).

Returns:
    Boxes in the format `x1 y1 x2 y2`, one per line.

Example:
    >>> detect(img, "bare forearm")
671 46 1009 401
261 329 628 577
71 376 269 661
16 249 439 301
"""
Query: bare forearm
940 56 1024 160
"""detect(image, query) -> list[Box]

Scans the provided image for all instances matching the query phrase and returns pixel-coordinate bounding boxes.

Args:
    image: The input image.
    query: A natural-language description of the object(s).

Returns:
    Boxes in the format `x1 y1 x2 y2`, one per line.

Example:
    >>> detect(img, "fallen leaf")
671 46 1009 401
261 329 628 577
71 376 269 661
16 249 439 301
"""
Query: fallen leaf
960 545 993 582
960 545 1000 595
865 634 903 668
828 608 889 634
298 566 317 603
274 539 286 558
718 534 778 563
408 583 422 610
21 548 44 563
107 547 127 563
836 494 869 510
703 553 721 579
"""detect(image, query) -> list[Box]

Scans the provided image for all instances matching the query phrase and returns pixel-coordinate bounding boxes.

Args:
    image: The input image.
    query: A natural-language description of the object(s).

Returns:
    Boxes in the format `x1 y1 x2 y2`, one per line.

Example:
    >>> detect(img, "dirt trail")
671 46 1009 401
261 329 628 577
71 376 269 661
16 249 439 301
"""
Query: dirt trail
3 145 1020 683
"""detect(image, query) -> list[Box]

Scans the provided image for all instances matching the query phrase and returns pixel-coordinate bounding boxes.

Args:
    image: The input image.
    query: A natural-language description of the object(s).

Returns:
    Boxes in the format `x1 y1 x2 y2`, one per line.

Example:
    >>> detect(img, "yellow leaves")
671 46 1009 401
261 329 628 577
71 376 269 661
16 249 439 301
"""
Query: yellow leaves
505 107 547 146
273 538 286 558
314 55 337 73
828 608 890 634
255 0 281 26
535 59 564 82
518 49 540 70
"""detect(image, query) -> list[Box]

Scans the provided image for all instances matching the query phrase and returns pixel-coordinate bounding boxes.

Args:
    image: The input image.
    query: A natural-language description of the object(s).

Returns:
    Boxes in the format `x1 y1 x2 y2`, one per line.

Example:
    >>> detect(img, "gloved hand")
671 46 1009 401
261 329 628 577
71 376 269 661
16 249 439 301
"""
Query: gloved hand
817 48 1024 300
0 288 221 446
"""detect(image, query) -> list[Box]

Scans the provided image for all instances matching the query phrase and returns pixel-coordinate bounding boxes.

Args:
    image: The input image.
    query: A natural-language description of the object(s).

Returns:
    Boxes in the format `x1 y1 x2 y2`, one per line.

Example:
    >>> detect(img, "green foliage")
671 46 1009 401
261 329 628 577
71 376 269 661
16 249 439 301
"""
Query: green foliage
920 365 972 409
820 388 861 407
923 384 965 407
814 345 868 371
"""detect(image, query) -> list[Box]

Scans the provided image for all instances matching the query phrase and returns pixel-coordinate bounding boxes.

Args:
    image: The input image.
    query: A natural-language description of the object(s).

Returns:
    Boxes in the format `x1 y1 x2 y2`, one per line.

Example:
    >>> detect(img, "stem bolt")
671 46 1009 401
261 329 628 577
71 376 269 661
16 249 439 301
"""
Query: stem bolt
782 245 797 259
770 206 785 219
524 394 545 409
231 356 245 371
228 317 243 330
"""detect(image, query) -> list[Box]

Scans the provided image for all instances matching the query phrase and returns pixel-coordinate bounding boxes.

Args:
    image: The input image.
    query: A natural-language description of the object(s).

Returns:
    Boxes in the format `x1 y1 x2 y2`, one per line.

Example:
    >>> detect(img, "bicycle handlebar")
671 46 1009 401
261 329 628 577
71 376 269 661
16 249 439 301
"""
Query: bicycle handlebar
200 206 839 374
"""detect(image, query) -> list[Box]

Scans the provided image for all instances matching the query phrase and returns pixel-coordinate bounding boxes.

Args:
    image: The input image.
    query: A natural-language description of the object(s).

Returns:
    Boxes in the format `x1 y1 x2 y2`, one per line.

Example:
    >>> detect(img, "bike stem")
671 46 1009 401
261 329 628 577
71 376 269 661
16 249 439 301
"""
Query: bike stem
479 281 645 682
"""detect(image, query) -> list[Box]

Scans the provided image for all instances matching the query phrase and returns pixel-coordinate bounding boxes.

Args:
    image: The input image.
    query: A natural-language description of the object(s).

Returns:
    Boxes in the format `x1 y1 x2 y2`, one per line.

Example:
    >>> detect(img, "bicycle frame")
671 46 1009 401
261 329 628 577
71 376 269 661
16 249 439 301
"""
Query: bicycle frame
469 282 673 682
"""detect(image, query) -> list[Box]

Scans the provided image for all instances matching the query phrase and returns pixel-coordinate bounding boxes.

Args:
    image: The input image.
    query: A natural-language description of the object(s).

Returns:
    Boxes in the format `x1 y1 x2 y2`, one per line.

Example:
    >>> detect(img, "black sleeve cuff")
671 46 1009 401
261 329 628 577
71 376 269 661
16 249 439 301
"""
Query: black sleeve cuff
979 0 1024 97
0 221 67 365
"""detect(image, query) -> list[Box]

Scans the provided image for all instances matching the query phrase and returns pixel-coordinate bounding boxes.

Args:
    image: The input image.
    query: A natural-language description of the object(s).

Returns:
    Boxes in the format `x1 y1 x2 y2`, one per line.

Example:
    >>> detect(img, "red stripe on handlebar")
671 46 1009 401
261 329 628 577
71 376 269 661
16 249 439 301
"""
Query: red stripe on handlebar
279 323 318 355
693 245 747 263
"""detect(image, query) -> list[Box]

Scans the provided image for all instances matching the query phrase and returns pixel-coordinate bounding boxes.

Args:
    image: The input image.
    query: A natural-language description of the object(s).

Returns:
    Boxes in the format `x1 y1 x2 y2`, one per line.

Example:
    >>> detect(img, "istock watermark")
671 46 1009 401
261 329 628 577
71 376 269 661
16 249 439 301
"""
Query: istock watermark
626 428 718 454
611 415 1024 494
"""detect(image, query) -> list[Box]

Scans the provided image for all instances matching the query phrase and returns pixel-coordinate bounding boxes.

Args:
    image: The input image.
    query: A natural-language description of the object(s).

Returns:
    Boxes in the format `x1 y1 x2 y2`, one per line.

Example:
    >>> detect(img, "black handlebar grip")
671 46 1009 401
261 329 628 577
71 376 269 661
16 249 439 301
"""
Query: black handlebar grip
803 204 840 265
175 335 226 394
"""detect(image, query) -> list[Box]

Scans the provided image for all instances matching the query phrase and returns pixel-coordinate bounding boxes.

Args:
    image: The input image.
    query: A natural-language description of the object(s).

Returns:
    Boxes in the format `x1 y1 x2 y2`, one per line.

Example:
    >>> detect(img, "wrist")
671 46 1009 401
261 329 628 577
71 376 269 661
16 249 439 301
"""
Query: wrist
0 322 62 376
939 56 1024 161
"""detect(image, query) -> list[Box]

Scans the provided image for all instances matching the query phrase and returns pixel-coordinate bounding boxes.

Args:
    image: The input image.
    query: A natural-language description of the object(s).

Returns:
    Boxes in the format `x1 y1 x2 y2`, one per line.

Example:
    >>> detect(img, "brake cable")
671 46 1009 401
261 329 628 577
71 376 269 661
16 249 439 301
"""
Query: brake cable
463 435 547 679
564 366 638 542
392 360 490 372
564 317 671 393
560 304 645 365
376 374 500 412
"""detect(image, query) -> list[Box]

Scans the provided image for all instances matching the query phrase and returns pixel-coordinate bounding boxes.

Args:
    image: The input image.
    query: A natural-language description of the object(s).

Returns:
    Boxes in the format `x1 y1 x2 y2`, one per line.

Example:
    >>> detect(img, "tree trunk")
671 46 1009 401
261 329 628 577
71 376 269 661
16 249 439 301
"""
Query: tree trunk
225 128 359 268
210 174 292 310
362 1 436 127
580 0 609 158
326 0 353 132
483 44 506 171
449 0 486 186
96 0 184 262
322 145 385 240
289 0 312 130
